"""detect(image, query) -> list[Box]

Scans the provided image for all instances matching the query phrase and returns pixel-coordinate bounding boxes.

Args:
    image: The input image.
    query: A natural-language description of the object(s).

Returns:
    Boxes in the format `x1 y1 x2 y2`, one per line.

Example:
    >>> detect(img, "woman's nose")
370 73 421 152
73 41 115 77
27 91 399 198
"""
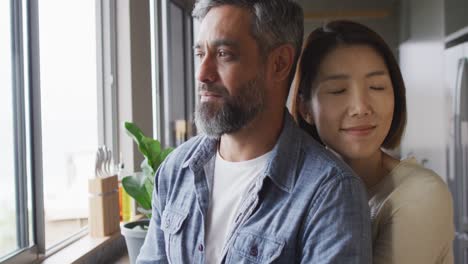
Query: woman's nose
348 89 373 117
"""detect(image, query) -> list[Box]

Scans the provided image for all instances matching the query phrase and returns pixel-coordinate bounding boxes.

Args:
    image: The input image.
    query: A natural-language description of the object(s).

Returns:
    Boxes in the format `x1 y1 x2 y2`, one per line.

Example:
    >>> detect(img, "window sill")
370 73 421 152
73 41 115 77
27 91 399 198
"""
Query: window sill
37 215 145 263
39 232 127 264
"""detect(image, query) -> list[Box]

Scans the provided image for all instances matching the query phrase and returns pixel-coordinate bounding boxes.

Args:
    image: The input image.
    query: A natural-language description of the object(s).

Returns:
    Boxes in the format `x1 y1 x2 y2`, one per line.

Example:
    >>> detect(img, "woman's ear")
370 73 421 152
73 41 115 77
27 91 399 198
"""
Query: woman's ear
298 98 314 125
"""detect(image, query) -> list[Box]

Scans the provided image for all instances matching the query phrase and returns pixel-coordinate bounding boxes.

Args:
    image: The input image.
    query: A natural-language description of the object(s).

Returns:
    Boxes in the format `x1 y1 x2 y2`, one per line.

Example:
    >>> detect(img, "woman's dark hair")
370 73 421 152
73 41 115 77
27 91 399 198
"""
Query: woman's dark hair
291 20 406 149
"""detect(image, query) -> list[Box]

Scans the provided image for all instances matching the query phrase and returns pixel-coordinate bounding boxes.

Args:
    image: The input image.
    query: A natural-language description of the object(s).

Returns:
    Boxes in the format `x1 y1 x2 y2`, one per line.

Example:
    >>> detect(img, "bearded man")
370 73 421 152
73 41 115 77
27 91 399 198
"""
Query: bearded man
137 1 371 263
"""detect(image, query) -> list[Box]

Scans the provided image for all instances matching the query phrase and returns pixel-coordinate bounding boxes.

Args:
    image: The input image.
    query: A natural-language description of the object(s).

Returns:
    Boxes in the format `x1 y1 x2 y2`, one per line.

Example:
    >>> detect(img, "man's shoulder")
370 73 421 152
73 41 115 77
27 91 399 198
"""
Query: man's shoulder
155 135 208 190
297 132 358 184
163 135 206 165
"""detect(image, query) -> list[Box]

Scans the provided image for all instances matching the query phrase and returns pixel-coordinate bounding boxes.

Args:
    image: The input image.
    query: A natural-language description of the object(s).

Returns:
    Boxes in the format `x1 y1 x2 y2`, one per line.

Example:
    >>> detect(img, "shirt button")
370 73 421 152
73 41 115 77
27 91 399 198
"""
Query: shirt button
249 245 258 257
198 244 204 252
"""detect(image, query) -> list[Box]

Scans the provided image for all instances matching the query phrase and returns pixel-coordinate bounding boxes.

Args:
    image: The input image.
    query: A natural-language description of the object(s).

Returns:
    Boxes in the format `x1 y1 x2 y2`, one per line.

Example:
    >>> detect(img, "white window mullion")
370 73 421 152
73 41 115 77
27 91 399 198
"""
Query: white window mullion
27 0 46 255
11 0 29 250
97 0 119 160
150 0 164 142
3 0 44 262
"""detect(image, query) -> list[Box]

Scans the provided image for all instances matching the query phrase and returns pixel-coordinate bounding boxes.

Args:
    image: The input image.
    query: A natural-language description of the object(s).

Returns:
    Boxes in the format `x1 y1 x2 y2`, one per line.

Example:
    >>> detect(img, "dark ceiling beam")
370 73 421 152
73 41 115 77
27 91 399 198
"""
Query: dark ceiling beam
304 9 392 20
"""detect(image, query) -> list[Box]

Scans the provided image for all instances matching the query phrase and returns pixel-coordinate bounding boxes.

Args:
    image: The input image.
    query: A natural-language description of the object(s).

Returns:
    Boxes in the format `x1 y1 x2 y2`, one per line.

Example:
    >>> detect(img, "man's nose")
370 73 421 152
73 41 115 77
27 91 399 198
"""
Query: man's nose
196 55 217 84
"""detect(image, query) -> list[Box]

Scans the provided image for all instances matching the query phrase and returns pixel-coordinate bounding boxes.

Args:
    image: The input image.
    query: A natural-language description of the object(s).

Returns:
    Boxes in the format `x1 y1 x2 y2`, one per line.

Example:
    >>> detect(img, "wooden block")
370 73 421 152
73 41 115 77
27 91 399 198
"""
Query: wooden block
89 175 118 194
88 175 120 237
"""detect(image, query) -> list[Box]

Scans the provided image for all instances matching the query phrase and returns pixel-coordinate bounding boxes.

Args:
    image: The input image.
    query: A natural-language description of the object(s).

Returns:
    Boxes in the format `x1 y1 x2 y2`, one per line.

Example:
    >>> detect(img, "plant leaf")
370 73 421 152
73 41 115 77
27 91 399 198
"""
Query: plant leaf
122 175 152 210
141 137 161 172
125 122 151 159
123 121 172 214
124 122 144 145
140 158 154 177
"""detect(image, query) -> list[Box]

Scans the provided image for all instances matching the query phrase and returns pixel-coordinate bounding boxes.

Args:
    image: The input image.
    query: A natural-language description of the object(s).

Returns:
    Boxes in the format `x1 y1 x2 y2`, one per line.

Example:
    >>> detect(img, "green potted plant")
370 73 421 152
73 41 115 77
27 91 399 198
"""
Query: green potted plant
120 122 173 264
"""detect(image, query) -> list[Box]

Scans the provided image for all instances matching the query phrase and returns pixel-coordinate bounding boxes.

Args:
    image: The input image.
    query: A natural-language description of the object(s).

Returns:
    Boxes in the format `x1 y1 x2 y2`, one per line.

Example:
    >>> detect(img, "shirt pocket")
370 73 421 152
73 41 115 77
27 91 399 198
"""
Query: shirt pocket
161 207 188 264
228 232 285 264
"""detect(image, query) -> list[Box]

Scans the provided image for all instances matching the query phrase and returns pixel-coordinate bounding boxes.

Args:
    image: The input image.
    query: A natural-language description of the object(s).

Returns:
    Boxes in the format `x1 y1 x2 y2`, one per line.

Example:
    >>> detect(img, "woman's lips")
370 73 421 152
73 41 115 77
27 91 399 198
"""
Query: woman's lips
340 125 376 136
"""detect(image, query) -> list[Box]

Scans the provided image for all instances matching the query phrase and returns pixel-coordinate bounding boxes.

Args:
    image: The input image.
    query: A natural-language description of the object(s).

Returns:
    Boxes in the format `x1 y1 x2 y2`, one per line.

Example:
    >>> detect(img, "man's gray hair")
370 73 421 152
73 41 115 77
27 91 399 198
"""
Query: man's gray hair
192 0 304 85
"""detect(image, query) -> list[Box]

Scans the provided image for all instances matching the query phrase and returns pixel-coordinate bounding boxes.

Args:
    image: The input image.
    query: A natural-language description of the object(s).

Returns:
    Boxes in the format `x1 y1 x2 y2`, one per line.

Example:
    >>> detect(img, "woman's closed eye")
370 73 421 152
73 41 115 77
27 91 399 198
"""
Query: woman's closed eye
328 88 346 95
370 86 385 91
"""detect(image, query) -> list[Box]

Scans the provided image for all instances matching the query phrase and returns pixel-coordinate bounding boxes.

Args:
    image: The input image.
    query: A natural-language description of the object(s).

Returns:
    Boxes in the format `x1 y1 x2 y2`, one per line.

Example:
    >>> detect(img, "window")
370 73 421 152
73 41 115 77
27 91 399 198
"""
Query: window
0 0 18 257
1 0 197 261
1 0 35 262
38 0 98 248
156 0 196 147
1 0 115 262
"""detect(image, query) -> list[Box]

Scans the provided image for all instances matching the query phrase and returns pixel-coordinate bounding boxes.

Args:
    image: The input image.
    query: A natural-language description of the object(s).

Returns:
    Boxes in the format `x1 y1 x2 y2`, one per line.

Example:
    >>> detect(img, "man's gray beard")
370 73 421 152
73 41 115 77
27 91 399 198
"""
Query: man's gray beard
194 76 266 138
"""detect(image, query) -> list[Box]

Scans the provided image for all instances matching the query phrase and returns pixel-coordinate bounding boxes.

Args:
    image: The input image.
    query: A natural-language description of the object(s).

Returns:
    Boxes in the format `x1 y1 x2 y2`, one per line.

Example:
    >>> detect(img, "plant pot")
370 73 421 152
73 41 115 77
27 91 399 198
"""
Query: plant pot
121 219 149 264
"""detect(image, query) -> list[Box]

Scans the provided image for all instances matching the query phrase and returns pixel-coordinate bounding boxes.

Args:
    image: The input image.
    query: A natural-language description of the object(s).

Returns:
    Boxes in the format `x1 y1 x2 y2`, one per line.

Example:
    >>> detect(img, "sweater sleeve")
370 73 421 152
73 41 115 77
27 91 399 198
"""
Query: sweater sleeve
373 175 455 264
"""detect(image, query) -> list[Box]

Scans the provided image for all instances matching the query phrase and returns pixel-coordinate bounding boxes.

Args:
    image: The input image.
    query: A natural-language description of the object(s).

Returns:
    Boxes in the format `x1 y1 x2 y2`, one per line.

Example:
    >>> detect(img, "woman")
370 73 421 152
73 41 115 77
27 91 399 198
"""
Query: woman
291 20 454 263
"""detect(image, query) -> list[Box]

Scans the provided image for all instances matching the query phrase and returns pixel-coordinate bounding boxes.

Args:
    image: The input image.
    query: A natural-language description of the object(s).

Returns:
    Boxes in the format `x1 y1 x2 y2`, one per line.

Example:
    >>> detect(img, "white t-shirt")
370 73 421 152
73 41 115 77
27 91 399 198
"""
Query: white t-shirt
204 150 271 264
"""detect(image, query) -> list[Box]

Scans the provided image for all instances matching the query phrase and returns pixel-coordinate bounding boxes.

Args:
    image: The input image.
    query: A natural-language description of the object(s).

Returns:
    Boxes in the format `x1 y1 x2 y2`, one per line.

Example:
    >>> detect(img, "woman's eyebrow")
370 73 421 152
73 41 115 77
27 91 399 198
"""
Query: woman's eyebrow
365 70 386 78
319 70 387 83
320 74 349 83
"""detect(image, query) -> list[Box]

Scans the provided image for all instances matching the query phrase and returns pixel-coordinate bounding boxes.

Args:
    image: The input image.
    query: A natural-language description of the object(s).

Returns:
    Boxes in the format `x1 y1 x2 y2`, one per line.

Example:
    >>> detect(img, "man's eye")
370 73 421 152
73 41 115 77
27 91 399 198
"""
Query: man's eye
218 51 227 57
218 50 233 58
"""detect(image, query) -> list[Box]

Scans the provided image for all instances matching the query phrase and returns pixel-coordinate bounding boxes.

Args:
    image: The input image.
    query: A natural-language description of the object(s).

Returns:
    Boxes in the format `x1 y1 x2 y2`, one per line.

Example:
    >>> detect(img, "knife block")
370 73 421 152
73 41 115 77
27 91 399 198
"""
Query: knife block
88 175 120 237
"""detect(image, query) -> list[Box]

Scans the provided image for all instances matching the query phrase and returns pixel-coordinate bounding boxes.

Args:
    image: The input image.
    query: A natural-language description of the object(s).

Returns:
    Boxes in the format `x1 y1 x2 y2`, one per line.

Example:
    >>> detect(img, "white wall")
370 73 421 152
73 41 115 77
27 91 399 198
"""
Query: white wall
398 0 447 179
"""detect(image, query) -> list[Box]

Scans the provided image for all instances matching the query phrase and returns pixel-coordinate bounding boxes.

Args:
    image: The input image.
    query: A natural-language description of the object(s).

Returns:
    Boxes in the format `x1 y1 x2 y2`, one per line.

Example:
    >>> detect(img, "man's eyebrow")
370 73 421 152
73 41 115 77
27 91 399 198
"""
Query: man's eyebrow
193 39 239 50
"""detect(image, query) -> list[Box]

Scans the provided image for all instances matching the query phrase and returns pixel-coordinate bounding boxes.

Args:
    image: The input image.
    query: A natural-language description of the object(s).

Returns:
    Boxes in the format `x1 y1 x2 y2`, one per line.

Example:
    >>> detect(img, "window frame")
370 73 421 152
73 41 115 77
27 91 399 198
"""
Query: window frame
2 0 39 262
97 0 119 157
150 0 164 142
12 0 30 252
158 0 196 147
3 0 196 261
2 0 117 262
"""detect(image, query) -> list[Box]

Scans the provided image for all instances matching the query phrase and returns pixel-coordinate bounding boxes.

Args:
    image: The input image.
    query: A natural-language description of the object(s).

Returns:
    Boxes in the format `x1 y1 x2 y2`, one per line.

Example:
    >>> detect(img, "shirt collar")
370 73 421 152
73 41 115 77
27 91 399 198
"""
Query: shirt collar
262 111 301 193
182 136 217 172
182 110 302 193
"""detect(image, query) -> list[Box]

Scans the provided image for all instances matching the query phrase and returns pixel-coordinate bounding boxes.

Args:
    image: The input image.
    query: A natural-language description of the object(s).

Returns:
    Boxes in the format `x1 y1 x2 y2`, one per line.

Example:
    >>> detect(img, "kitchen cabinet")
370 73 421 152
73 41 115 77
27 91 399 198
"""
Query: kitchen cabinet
445 0 468 37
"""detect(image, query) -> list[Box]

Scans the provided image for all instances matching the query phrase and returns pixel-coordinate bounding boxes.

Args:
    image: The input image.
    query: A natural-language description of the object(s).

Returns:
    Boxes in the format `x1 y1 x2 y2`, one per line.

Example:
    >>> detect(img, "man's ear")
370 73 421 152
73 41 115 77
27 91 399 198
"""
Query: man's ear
298 98 314 125
269 44 295 82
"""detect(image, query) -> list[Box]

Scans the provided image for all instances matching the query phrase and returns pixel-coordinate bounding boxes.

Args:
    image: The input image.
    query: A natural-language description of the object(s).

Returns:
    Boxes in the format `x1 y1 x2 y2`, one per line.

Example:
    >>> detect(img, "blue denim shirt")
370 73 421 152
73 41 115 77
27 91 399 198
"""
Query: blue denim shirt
137 112 371 264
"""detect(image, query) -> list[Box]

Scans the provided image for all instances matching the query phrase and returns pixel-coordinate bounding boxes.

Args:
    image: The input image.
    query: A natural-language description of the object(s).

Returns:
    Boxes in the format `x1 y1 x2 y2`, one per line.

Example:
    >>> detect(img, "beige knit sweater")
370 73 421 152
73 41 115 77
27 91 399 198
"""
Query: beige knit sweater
368 158 455 264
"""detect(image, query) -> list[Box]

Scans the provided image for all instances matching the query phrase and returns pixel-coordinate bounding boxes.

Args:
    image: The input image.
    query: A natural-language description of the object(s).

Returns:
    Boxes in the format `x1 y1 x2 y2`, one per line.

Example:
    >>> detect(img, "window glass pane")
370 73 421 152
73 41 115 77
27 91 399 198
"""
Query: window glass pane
0 0 19 257
38 1 98 248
